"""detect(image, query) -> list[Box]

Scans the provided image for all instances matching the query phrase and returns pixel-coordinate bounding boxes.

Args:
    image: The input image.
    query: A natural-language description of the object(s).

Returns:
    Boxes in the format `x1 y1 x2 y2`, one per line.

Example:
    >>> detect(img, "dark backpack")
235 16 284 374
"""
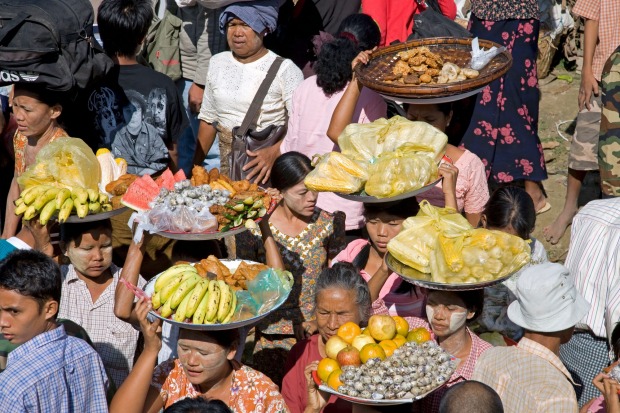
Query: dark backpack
0 0 113 92
408 0 472 40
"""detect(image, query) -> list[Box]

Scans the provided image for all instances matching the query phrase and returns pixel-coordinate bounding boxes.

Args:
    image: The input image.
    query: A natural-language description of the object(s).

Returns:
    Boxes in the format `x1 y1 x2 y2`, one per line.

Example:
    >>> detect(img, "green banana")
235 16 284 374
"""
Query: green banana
14 202 29 216
23 204 38 220
160 297 174 318
216 280 232 323
185 279 209 319
55 188 71 209
154 264 197 292
101 203 113 212
98 192 110 204
204 280 221 323
39 199 58 225
170 274 201 309
19 186 38 203
221 290 238 324
58 198 74 223
23 186 48 205
151 290 162 310
33 187 60 211
71 187 89 204
88 202 101 214
74 200 88 218
159 274 184 304
174 292 192 322
14 197 24 207
87 188 99 203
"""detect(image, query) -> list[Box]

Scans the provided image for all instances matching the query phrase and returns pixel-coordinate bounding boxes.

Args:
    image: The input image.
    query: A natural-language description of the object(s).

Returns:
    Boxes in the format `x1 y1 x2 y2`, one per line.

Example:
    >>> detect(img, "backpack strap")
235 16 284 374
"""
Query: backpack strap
0 12 30 43
236 56 285 137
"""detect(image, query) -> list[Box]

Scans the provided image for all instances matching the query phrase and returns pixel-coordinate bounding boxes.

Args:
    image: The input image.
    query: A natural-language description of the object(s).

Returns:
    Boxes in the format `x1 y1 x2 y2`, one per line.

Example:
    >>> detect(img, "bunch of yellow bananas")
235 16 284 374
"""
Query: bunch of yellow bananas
151 264 237 324
14 185 113 225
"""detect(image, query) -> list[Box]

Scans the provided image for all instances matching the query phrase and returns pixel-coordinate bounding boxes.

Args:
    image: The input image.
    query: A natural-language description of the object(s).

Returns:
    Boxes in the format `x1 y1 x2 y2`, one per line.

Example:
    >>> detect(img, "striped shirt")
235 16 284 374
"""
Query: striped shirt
564 198 620 342
473 337 579 413
573 0 620 80
0 325 109 412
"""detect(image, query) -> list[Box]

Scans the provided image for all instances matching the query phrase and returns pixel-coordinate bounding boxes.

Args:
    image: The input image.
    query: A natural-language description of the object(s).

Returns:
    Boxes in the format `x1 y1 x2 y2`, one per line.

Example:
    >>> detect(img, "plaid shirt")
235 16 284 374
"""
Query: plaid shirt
58 263 146 388
473 337 579 413
573 0 620 80
0 325 109 412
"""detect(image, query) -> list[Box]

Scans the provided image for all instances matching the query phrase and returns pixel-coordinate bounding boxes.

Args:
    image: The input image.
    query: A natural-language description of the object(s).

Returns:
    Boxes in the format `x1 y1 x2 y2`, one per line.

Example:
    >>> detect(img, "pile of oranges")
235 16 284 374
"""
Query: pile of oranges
318 315 432 390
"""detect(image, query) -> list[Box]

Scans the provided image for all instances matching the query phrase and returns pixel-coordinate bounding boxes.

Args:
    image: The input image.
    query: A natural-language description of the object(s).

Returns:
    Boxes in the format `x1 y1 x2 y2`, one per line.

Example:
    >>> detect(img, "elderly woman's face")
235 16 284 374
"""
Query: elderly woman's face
177 330 236 388
315 287 361 343
12 90 60 138
226 18 264 59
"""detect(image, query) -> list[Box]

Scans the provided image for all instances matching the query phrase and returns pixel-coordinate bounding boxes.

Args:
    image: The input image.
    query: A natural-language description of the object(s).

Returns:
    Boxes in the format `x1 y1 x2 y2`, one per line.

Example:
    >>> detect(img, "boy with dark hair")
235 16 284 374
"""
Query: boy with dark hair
0 250 109 412
85 0 187 175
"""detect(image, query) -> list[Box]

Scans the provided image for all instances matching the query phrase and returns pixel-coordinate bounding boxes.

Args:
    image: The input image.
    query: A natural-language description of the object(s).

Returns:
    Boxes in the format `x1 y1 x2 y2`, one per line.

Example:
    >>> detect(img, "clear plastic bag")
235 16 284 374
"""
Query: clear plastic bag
17 137 100 190
470 37 507 71
129 202 218 237
364 144 438 198
230 268 293 321
304 152 367 193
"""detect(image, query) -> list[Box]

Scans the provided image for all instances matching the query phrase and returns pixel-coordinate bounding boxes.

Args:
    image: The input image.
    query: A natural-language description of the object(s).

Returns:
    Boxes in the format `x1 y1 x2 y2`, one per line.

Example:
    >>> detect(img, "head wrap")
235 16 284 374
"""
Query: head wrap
219 0 279 35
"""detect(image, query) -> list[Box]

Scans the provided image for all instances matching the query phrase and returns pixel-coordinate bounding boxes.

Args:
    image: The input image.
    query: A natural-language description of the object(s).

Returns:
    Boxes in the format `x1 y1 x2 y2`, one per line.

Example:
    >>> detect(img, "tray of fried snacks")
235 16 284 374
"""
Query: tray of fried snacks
138 258 293 330
354 37 512 101
119 166 276 239
386 201 531 290
305 117 447 201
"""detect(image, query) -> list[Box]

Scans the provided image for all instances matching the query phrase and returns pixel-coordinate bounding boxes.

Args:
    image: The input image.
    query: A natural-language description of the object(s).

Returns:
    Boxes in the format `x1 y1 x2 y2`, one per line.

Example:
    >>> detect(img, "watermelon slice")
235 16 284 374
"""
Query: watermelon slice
121 175 160 211
155 169 175 191
173 169 187 182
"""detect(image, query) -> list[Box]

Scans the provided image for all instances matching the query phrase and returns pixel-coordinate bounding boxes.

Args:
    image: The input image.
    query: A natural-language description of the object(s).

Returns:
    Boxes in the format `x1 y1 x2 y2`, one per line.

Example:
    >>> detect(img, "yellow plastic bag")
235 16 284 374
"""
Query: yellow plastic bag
17 138 101 190
417 199 472 237
304 152 367 193
364 144 438 198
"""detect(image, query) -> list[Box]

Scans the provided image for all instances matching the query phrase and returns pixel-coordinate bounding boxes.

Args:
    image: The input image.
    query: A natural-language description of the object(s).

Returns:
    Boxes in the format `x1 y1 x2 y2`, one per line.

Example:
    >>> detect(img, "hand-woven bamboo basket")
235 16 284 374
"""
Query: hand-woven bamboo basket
355 37 513 99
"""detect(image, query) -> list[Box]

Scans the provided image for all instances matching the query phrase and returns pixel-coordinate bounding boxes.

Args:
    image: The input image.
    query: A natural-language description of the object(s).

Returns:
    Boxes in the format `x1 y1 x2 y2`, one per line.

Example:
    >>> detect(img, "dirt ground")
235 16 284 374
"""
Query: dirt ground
533 66 597 262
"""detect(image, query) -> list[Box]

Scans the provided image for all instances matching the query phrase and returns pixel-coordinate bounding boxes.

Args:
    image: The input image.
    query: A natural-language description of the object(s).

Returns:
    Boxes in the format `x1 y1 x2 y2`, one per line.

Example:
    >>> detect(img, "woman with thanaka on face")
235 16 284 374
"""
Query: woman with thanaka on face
327 52 489 227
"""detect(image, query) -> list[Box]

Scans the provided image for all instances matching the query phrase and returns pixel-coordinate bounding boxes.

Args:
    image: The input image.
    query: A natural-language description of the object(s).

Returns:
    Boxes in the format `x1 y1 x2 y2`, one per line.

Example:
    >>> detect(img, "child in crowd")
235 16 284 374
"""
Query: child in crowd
0 250 109 411
585 323 620 413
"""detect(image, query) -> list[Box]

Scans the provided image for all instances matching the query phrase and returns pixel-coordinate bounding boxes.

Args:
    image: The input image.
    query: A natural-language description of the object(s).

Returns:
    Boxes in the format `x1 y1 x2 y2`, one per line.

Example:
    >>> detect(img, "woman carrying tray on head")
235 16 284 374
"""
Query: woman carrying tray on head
109 299 289 413
461 0 549 214
328 52 489 227
236 152 346 386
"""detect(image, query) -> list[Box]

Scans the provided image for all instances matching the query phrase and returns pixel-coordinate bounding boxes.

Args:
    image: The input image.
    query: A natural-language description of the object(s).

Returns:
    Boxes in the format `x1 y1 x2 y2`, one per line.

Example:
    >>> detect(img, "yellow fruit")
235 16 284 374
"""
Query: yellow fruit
367 315 397 341
351 334 375 352
361 327 371 336
327 369 344 391
337 321 362 344
325 336 349 360
407 327 432 344
392 334 407 347
392 316 410 337
96 148 110 156
317 358 340 383
359 343 386 364
378 340 398 357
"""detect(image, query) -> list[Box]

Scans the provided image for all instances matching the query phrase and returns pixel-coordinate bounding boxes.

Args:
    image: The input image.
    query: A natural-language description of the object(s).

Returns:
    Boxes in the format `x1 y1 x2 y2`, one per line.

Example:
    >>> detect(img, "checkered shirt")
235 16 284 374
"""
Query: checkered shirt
58 263 146 388
573 0 620 80
473 337 579 413
564 198 620 343
0 325 109 412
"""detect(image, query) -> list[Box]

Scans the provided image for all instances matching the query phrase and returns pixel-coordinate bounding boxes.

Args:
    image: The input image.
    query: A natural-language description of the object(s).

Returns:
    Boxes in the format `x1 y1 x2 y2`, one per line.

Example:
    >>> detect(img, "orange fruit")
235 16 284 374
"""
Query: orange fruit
407 327 432 344
361 327 371 336
392 316 410 337
337 322 362 344
379 340 398 357
327 369 344 390
392 334 407 347
317 358 340 383
359 343 387 364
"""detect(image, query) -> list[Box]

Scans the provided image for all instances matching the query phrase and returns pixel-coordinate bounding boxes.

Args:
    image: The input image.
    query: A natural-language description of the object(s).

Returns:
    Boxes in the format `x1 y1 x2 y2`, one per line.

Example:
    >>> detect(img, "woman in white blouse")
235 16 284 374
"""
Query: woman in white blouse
193 0 303 184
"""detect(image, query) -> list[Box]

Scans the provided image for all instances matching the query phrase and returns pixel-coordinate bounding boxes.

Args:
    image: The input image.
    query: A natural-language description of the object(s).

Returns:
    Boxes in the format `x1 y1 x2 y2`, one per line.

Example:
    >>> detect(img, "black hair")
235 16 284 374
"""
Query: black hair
97 0 153 58
428 289 485 321
439 380 504 413
403 102 453 117
363 198 420 220
0 250 61 312
179 328 241 351
60 219 113 246
270 151 313 191
612 322 620 359
314 262 372 323
315 13 381 95
163 398 232 413
484 186 536 240
13 84 65 109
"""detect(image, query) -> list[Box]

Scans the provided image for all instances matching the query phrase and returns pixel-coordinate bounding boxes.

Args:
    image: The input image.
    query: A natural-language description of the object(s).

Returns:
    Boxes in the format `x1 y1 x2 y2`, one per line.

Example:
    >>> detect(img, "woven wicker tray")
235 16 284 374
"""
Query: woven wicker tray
355 37 512 99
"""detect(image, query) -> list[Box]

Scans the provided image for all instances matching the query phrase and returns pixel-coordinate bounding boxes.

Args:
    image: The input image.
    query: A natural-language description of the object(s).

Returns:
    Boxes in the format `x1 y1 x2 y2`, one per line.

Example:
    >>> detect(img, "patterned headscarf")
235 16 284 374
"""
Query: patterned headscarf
219 0 280 35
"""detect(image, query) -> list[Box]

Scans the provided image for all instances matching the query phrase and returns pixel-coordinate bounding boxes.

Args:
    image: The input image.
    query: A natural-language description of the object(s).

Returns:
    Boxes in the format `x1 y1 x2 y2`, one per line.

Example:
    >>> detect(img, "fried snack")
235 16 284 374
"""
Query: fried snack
194 262 208 277
200 255 231 280
411 64 428 73
219 173 232 184
232 180 251 193
392 60 411 76
208 168 220 182
461 68 480 79
216 179 235 194
234 261 269 280
249 183 259 191
398 50 416 60
408 55 426 66
425 68 441 77
105 174 139 196
111 196 123 209
191 165 210 186
419 74 432 83
404 74 420 85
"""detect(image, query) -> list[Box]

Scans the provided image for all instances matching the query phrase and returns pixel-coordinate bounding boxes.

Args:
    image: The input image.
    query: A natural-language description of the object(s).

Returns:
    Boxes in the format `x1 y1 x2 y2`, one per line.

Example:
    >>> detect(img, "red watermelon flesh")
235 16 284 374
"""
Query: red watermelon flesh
155 169 175 190
173 169 186 182
121 175 160 211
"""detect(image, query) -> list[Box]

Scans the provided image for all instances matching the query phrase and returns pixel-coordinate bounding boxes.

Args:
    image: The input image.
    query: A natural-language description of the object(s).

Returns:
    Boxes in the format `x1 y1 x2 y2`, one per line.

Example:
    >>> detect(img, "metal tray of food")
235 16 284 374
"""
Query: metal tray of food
336 178 442 203
64 206 129 223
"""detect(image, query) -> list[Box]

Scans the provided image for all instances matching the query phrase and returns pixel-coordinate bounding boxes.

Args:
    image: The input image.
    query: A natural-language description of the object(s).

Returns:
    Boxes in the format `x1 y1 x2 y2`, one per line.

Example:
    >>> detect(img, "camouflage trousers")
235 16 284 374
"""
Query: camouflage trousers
599 45 620 197
569 90 602 171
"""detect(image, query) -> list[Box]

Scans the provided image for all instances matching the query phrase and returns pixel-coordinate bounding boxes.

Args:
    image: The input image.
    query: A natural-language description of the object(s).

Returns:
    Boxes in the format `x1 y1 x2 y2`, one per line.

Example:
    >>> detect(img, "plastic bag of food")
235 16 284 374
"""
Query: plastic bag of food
365 144 438 198
417 200 472 237
246 268 293 315
304 152 367 193
17 137 100 190
338 118 390 161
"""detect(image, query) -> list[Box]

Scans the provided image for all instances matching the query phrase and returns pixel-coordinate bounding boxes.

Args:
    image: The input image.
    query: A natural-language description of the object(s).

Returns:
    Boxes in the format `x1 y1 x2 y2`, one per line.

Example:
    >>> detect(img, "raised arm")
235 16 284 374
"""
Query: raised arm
115 233 150 325
2 177 20 238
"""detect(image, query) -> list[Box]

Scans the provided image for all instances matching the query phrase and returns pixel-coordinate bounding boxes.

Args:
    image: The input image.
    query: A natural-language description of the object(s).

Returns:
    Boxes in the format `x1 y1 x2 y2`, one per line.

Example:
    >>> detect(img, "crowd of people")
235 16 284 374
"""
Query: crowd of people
0 0 619 412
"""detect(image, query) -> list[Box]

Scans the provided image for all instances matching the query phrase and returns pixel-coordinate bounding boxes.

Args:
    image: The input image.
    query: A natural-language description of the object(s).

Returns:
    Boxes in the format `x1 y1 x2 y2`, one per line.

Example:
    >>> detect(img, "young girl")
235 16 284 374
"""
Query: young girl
585 323 620 413
476 186 549 340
